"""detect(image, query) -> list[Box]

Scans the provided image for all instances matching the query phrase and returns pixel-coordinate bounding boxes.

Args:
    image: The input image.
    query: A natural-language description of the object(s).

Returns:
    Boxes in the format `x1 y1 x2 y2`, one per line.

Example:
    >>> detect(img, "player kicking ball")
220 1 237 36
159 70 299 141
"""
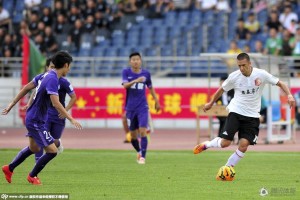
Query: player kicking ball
193 53 295 180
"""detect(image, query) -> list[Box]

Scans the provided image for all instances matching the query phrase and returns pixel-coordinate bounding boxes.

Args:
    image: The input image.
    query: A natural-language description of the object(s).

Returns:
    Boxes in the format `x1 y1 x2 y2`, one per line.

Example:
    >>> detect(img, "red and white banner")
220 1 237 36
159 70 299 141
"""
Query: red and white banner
72 88 218 119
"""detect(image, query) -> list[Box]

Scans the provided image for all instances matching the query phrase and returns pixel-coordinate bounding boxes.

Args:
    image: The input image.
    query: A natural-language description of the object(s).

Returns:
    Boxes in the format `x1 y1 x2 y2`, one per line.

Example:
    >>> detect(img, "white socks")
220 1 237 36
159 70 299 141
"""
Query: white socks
205 137 222 148
225 149 245 167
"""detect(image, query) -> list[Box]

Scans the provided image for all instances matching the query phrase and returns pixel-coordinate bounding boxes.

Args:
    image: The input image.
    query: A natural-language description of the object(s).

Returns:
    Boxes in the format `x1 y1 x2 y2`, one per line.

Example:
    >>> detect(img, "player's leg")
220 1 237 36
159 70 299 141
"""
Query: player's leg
225 116 259 167
194 112 239 154
137 109 149 164
50 122 65 154
2 136 40 183
127 111 141 157
122 112 131 143
27 124 56 185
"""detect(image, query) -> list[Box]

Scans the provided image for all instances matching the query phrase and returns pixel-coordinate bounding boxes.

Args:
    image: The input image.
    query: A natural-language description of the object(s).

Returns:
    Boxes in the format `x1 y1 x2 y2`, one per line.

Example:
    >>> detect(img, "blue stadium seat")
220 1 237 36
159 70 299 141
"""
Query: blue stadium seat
78 48 91 57
161 45 173 56
91 47 105 57
118 47 132 56
104 48 118 57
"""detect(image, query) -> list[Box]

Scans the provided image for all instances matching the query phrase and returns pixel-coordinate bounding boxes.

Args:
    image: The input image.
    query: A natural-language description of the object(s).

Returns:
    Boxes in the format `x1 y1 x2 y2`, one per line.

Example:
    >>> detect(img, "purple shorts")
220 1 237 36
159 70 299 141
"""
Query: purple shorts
26 120 54 148
126 109 149 131
45 118 65 139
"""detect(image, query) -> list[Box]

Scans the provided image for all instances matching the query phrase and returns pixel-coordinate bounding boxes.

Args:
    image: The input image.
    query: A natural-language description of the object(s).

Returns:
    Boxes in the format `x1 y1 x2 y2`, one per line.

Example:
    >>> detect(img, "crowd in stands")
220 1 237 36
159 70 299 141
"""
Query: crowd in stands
0 0 300 60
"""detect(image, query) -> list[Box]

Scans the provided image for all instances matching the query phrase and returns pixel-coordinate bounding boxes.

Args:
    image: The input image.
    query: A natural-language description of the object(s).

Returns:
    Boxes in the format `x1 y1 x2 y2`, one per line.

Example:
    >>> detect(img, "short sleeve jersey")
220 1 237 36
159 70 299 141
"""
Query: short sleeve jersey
122 67 152 111
26 70 59 123
222 67 279 118
48 77 75 119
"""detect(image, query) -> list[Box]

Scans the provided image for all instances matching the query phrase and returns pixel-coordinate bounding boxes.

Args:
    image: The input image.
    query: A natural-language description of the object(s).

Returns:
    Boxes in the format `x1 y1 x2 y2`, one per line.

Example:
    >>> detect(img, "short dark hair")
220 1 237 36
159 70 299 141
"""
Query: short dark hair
129 52 141 59
46 57 52 67
237 53 250 61
220 75 228 81
52 51 73 69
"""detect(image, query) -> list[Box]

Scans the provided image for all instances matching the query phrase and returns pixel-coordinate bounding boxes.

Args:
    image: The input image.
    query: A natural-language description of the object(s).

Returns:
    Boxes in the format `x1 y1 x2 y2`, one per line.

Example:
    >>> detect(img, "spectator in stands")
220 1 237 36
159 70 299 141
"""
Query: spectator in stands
264 28 282 55
68 19 83 52
149 0 169 18
123 0 138 15
44 26 58 54
68 5 81 25
94 11 110 29
37 21 46 36
83 15 96 33
244 12 260 35
235 18 250 40
279 5 298 31
0 27 6 47
97 0 110 13
0 49 12 77
0 4 11 31
2 34 14 57
34 34 46 54
243 44 251 53
195 0 217 11
288 19 297 35
236 0 252 17
84 0 96 19
110 2 124 25
54 14 70 34
41 7 53 26
281 29 293 56
28 12 39 36
216 0 231 12
266 11 281 32
25 0 41 8
254 40 264 53
226 40 242 67
19 20 31 36
135 0 149 9
53 0 66 18
289 27 300 76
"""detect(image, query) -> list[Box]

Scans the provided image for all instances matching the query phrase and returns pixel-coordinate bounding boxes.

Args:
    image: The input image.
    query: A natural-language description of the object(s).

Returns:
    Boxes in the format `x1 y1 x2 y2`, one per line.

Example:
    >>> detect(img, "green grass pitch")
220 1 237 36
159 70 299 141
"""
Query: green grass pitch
0 149 299 200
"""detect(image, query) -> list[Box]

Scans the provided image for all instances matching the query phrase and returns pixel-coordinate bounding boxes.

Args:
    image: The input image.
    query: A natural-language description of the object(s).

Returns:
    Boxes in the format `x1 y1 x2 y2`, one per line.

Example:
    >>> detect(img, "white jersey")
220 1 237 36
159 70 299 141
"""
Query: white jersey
222 67 279 118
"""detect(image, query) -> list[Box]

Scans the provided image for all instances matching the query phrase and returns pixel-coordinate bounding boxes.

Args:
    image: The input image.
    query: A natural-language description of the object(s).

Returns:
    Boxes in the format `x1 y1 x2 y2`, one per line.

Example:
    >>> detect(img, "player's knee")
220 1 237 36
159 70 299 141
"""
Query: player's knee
29 146 40 153
220 139 231 148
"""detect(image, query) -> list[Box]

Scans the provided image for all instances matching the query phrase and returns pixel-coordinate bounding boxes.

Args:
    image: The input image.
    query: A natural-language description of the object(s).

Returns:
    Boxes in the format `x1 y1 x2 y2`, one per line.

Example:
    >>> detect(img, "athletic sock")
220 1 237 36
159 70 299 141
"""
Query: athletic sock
30 153 57 177
225 149 245 167
9 146 33 172
205 137 222 148
140 136 148 158
35 149 44 163
131 139 140 152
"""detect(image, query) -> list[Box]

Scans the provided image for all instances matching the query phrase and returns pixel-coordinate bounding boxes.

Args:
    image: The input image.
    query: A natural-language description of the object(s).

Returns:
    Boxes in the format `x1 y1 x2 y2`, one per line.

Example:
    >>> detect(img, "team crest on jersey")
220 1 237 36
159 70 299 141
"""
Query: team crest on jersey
255 78 261 86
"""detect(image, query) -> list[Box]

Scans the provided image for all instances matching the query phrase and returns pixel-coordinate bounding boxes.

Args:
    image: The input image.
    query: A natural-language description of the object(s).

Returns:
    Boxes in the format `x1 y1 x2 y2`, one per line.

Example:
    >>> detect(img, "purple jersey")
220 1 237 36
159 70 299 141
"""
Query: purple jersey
122 67 152 111
26 70 59 123
48 77 74 123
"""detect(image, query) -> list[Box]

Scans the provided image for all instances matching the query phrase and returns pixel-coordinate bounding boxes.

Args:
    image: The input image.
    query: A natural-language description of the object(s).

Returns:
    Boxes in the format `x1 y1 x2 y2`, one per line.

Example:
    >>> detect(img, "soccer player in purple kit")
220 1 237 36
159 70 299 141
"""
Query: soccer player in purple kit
1 51 82 185
122 52 160 164
22 57 77 162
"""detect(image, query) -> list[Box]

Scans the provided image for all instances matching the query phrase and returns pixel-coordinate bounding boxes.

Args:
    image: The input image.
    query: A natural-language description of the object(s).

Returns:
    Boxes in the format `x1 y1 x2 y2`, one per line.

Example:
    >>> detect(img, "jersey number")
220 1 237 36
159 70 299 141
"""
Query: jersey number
43 131 51 140
131 83 144 90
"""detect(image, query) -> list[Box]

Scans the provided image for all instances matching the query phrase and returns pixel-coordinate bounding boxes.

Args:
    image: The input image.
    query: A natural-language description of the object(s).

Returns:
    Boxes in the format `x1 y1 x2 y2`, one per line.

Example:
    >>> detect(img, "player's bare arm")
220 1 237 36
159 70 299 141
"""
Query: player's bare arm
58 93 77 119
2 82 36 115
50 95 82 130
203 87 225 112
149 87 161 112
276 80 296 108
21 89 36 111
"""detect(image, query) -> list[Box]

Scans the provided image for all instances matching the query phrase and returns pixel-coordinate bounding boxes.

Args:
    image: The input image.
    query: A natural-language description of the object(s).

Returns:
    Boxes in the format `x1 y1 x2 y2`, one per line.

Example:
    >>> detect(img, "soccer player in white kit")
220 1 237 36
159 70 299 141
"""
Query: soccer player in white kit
193 53 295 178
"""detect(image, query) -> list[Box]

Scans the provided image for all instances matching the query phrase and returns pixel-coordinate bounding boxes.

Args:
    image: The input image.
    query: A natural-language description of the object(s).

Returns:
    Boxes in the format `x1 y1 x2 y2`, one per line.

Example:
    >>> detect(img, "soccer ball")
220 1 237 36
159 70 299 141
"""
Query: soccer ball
216 166 236 181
